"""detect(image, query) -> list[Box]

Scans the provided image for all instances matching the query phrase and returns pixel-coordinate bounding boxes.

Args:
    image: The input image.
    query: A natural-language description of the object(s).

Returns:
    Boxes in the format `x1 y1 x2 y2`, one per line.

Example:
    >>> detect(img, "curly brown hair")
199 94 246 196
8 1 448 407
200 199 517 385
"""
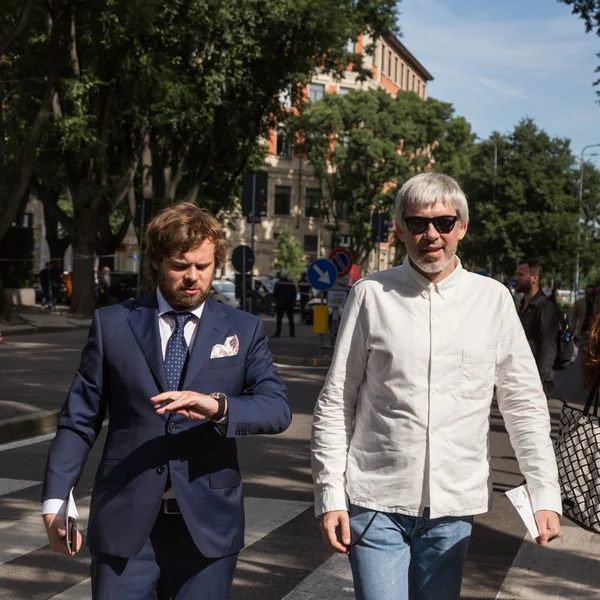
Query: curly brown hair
582 297 600 388
143 203 227 285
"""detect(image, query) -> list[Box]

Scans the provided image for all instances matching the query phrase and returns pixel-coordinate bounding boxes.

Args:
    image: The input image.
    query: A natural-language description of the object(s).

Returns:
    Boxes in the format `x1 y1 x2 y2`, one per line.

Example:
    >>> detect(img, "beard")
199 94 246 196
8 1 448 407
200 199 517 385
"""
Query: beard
158 275 212 311
410 243 456 274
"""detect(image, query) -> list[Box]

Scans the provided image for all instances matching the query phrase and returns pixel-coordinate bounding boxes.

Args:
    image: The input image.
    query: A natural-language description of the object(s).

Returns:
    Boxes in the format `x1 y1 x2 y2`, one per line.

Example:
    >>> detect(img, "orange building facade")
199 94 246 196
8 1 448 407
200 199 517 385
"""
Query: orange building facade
223 34 433 279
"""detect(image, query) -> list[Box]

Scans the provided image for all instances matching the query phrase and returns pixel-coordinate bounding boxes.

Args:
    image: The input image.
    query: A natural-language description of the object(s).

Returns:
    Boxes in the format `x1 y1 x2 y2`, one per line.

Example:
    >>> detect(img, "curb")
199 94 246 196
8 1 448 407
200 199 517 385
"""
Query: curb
0 410 59 445
0 324 91 337
272 354 332 367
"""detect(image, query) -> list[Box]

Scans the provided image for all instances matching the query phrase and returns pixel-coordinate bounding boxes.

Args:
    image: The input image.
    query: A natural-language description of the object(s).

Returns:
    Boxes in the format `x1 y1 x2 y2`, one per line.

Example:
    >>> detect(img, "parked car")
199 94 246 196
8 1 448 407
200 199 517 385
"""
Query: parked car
210 279 238 308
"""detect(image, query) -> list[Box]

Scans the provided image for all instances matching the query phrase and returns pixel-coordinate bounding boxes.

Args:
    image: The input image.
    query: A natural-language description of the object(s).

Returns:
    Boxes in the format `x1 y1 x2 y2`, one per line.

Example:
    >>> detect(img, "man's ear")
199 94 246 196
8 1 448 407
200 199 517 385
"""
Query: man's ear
394 221 406 243
457 220 469 241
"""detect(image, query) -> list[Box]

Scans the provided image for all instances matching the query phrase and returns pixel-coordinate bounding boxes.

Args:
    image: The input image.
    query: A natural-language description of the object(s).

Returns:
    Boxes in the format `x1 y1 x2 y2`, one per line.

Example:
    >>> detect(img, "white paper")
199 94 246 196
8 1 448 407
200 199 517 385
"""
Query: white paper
505 484 539 539
65 487 79 519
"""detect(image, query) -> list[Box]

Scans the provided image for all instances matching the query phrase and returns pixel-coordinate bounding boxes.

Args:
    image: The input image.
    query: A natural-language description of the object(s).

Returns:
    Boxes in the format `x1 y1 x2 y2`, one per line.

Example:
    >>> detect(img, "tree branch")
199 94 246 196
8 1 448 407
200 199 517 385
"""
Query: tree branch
0 0 37 57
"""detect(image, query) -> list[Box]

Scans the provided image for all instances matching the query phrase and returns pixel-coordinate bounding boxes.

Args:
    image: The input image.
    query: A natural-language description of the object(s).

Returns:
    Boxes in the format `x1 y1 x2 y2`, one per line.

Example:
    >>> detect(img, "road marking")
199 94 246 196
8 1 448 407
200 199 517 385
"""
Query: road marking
495 519 600 599
0 420 109 453
282 553 353 599
50 497 312 600
0 478 40 497
0 497 91 566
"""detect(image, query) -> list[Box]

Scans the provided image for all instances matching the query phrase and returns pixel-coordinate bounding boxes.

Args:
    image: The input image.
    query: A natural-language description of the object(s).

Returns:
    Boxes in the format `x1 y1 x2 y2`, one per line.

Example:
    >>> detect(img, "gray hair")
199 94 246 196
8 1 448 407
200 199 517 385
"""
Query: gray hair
395 172 469 226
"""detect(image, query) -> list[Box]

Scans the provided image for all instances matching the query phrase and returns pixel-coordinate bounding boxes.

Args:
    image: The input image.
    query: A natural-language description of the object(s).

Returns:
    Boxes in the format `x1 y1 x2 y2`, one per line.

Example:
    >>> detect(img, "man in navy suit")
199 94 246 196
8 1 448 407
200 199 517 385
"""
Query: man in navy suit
42 203 291 599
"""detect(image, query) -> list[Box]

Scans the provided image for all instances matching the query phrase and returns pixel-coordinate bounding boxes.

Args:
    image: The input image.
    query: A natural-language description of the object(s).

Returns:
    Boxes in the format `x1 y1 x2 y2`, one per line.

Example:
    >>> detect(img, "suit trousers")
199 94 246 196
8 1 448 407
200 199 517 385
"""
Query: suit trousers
275 307 295 336
91 510 238 600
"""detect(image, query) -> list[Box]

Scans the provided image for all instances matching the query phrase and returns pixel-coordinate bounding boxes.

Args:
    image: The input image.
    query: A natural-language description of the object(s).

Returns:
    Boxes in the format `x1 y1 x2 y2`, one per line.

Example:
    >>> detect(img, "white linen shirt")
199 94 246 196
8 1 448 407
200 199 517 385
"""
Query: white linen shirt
311 258 562 519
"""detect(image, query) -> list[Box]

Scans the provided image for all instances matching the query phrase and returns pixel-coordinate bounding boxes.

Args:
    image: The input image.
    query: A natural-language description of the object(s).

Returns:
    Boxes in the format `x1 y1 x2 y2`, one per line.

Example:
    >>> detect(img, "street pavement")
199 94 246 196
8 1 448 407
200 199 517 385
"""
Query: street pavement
0 309 599 598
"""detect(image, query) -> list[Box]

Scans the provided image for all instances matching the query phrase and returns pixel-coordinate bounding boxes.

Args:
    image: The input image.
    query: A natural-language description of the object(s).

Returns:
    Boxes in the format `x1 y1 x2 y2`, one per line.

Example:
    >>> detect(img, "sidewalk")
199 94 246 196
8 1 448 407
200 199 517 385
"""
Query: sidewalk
0 306 328 444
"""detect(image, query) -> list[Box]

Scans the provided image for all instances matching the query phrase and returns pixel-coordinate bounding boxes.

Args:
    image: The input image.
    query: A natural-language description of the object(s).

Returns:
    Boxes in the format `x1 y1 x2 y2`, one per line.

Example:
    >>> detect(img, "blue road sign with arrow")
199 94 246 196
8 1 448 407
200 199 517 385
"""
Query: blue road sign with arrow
307 258 338 291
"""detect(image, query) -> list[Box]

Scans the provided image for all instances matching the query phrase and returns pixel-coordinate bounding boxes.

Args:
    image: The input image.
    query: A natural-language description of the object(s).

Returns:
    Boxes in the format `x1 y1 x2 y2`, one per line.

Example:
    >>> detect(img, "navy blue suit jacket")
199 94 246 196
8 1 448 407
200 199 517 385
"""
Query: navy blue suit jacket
42 294 291 559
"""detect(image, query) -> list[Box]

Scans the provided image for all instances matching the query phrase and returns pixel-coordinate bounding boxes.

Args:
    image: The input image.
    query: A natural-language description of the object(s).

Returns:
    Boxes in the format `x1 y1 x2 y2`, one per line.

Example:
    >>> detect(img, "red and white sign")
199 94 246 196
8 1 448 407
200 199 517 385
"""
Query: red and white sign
329 247 353 278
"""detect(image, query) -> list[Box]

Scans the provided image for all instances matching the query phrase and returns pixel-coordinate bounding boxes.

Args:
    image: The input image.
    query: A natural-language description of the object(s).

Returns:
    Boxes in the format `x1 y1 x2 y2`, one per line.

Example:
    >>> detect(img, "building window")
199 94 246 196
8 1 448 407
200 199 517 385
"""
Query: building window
305 187 323 218
412 73 416 91
400 63 405 89
346 39 356 53
339 86 352 95
336 201 350 220
371 42 378 66
304 235 319 253
276 129 292 159
274 186 292 216
380 44 386 72
308 83 325 103
406 68 410 90
394 57 398 83
417 80 421 96
22 212 34 228
388 50 392 78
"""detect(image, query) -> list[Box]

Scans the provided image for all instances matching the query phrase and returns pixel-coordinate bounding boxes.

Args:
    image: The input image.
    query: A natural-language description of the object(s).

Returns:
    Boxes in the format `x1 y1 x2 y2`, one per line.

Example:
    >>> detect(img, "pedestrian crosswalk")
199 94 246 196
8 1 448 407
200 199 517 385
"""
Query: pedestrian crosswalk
2 476 600 600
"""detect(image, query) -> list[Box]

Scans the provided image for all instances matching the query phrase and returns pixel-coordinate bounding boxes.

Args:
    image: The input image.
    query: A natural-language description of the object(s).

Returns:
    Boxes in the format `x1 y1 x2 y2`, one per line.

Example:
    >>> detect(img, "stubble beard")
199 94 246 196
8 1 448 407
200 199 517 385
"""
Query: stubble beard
158 274 213 311
411 244 455 274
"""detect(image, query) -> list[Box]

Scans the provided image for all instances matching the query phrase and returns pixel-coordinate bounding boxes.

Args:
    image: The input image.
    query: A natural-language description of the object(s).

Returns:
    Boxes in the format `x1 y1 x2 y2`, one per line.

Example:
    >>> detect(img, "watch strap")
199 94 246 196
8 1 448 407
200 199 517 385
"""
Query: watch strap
210 393 227 421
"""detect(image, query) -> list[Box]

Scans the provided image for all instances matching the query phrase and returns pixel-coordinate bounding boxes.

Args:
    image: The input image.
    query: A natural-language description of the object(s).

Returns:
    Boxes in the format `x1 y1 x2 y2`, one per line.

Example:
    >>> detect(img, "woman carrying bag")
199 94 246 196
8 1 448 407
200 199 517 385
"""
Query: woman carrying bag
555 307 600 532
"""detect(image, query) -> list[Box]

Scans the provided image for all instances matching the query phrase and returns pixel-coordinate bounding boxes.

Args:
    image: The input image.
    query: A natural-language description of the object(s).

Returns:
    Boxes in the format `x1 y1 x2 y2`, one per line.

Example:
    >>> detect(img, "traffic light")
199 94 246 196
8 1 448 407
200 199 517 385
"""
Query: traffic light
371 212 391 243
242 172 268 221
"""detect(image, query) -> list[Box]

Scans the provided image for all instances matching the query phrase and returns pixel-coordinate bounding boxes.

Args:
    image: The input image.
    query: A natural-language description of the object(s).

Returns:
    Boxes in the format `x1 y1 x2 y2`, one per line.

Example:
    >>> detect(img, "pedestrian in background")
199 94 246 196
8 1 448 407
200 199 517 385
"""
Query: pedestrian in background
49 263 62 310
298 272 312 322
312 172 561 600
514 258 559 398
41 203 291 599
39 261 53 308
97 265 112 307
273 269 297 338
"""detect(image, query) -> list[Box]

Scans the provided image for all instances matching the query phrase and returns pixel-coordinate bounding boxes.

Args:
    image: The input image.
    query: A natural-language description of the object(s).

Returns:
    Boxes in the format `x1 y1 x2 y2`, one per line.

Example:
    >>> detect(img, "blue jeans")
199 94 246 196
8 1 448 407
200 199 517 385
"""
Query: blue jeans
348 504 473 600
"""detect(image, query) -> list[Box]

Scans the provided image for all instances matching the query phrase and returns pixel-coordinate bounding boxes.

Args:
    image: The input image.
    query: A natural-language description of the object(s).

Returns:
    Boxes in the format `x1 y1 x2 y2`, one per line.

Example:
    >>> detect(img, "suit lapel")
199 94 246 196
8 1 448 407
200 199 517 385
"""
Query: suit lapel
182 298 228 389
127 293 169 393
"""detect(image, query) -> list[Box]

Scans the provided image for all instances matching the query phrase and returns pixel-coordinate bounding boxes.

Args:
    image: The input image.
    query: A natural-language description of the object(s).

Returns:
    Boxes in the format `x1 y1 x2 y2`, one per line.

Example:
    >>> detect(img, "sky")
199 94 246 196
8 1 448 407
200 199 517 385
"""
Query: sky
398 0 600 158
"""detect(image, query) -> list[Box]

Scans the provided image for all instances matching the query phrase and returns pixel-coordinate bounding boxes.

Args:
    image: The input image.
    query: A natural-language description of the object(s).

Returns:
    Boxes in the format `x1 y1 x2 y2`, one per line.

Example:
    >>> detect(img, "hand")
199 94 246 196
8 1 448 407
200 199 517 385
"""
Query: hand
43 513 82 556
319 510 350 554
150 391 221 420
534 510 562 546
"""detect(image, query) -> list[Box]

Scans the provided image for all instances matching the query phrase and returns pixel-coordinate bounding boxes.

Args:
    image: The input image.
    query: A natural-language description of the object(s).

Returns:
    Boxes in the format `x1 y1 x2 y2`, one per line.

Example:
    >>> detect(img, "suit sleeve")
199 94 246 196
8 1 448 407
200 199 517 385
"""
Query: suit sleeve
225 318 291 437
42 311 108 502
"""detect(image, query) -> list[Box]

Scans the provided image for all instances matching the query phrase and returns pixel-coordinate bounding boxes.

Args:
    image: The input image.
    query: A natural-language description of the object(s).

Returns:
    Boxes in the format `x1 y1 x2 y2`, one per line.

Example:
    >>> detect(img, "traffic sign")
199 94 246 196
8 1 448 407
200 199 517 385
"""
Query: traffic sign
231 245 255 274
329 247 353 278
307 258 337 291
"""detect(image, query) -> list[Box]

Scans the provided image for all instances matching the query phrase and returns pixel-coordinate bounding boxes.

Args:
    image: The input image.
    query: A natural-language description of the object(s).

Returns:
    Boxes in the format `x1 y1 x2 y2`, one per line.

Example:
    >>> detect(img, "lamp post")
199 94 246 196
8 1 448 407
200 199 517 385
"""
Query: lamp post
574 144 600 303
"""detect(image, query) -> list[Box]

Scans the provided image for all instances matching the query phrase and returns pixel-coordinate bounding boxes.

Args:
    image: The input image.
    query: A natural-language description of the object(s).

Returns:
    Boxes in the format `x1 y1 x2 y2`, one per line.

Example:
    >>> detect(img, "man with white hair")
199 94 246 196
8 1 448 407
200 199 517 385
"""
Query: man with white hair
311 172 562 600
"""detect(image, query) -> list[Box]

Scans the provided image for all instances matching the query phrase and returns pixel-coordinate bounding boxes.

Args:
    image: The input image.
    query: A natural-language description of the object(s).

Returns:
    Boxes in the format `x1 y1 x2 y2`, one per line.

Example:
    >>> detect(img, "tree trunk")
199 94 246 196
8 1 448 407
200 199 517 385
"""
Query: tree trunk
70 229 97 316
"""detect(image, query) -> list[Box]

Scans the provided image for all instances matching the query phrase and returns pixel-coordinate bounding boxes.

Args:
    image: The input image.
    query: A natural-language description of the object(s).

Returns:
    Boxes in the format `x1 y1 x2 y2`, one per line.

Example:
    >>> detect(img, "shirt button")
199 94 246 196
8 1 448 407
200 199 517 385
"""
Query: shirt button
156 465 165 475
168 423 177 433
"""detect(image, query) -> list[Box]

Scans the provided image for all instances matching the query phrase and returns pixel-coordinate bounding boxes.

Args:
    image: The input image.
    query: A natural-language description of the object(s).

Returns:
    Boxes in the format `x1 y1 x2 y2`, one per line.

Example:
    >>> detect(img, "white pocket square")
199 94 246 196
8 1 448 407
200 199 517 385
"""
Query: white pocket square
210 335 239 359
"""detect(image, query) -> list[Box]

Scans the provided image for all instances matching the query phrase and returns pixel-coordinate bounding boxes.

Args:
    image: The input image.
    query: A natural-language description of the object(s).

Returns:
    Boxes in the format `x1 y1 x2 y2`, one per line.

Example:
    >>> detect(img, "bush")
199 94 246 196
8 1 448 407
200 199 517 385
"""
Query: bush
0 227 34 288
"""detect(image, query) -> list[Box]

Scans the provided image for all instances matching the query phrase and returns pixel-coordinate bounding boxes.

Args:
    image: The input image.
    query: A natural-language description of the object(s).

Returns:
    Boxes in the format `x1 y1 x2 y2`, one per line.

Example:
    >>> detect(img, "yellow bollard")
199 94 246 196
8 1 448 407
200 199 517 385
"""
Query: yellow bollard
313 305 329 334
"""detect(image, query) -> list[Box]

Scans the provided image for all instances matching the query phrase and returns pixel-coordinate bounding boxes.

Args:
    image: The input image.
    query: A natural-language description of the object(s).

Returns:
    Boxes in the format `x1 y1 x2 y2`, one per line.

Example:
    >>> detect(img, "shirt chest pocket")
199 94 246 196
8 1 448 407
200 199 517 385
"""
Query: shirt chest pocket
461 350 496 399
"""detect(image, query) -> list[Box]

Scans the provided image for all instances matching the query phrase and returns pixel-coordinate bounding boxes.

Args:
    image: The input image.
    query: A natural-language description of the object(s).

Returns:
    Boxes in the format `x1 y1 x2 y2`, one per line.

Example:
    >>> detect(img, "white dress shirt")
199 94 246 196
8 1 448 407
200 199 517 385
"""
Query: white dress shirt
42 289 206 516
311 258 562 519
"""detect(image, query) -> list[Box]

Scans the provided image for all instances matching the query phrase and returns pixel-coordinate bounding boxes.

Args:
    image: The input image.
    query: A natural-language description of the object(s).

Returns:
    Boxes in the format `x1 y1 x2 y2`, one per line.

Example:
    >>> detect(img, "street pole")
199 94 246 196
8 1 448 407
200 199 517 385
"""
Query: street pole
574 143 600 303
250 174 256 313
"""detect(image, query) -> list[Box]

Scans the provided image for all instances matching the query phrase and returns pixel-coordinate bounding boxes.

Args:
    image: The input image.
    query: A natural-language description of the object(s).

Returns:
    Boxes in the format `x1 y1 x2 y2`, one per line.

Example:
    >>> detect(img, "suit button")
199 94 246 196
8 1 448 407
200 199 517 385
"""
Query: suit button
168 423 176 433
156 465 165 475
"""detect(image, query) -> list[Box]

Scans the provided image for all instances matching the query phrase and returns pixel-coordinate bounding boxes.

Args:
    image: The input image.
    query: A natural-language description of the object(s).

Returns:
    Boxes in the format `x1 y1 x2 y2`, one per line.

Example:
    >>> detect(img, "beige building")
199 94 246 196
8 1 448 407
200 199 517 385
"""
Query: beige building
222 33 433 279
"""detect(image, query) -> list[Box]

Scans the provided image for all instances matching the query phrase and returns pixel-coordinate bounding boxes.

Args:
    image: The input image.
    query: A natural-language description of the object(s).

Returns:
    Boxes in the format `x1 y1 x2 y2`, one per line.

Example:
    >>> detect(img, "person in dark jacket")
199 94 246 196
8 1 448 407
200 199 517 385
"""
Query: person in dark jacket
273 269 297 337
297 272 312 322
515 258 559 398
39 262 53 308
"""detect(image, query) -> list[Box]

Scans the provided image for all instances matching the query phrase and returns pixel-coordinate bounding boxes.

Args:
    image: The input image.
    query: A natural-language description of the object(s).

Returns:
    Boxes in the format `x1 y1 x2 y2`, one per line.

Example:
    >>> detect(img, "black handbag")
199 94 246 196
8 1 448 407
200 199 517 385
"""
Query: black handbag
554 372 600 533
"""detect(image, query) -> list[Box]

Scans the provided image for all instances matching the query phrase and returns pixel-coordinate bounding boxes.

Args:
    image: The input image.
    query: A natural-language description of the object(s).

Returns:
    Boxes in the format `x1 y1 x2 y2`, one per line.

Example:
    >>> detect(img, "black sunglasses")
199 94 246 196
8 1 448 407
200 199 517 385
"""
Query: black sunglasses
403 215 459 235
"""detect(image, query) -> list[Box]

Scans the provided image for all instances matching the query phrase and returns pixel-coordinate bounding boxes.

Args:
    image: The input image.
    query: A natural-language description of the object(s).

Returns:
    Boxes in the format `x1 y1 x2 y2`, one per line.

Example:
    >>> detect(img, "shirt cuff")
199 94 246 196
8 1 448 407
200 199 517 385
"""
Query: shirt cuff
314 487 350 517
214 414 229 435
529 487 563 516
42 498 66 516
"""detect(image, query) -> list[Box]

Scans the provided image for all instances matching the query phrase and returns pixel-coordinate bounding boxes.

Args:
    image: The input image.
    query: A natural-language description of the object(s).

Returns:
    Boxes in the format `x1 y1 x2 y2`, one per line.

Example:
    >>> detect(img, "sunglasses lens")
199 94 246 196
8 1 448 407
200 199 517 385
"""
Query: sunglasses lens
433 217 457 233
405 218 428 234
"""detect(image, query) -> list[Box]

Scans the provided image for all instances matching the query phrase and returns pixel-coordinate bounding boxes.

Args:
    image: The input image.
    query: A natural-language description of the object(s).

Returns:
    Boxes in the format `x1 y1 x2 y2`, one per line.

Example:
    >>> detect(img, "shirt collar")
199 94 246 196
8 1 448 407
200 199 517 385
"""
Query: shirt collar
156 286 205 320
402 255 463 300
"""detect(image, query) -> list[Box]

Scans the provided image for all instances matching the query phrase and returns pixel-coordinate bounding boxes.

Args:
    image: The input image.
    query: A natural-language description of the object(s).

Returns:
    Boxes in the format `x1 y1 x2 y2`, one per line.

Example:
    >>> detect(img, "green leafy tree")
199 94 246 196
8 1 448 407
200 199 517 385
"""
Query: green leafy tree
292 88 474 265
1 0 398 315
275 229 305 280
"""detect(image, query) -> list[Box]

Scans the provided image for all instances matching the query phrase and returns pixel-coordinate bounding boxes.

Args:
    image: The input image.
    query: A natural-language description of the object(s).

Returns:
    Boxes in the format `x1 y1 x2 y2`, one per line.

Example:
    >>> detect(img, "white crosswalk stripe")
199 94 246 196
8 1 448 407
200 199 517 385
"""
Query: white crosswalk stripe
49 497 312 600
282 554 353 600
